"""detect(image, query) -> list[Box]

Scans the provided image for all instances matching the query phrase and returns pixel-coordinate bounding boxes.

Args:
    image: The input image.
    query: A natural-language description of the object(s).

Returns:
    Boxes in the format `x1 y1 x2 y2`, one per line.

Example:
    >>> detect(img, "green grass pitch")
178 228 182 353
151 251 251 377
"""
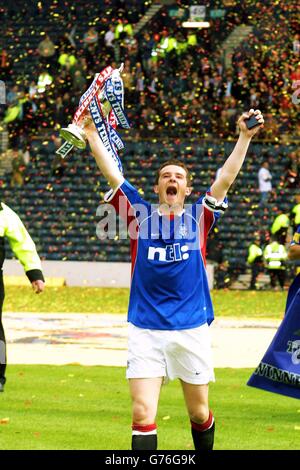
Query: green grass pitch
4 286 286 319
1 287 298 450
0 365 299 450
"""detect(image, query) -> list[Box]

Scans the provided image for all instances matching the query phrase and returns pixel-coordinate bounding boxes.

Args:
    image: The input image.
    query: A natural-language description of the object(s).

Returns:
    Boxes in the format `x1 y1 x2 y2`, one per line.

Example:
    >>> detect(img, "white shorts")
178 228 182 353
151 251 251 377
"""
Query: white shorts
126 323 215 385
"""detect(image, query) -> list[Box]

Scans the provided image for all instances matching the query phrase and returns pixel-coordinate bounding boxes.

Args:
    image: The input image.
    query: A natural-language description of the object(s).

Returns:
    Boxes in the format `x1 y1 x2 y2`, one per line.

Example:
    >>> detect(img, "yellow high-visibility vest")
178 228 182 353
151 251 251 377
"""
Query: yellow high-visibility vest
271 214 289 234
0 203 43 273
291 204 300 225
247 244 263 264
263 242 287 270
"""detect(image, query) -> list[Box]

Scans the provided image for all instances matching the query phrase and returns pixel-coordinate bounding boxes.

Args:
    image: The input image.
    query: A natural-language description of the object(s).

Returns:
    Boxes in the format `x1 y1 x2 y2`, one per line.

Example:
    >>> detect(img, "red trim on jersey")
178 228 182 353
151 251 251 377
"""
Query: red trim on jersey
109 187 139 277
200 206 215 267
132 423 157 432
191 411 214 432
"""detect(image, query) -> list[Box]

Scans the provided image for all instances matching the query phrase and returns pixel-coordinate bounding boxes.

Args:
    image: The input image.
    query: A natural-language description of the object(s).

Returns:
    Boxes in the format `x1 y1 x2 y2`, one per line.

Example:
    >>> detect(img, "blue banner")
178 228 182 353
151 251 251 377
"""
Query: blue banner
88 96 123 174
105 77 130 129
247 274 300 399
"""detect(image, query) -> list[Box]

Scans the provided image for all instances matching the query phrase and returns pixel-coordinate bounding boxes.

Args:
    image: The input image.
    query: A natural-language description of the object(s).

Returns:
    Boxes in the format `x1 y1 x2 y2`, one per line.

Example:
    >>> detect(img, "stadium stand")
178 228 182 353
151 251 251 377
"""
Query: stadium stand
0 1 299 287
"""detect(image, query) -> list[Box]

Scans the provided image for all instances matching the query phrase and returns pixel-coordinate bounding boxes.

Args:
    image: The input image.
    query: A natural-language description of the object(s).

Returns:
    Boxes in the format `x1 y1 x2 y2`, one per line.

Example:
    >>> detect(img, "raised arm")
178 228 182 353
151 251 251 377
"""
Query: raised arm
84 120 124 190
210 109 264 201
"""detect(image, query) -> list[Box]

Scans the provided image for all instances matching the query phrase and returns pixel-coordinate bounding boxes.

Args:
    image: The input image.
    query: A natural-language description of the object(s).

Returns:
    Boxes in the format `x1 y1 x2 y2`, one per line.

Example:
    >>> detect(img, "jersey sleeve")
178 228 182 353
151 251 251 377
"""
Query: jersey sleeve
192 191 228 265
194 190 228 227
105 179 150 230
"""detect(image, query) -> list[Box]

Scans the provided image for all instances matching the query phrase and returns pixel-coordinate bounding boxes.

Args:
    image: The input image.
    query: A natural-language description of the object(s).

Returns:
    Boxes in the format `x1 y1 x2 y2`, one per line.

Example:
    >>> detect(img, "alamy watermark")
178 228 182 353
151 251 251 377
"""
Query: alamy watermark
95 196 208 252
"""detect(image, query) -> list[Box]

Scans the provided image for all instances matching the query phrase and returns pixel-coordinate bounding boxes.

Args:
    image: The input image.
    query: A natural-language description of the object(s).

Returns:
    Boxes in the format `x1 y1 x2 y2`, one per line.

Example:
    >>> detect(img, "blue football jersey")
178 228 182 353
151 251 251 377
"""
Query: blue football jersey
109 180 222 330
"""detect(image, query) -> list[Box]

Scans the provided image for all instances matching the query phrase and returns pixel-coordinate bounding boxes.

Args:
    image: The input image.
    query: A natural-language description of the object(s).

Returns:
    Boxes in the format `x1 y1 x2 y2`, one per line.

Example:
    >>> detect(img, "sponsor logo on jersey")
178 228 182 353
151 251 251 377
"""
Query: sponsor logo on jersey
147 244 189 262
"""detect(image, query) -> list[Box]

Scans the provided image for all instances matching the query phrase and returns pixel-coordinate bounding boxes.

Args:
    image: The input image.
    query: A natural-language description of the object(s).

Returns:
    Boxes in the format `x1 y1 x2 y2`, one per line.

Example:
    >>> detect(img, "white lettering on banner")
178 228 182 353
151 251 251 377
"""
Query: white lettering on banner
148 244 189 262
106 79 130 128
96 123 111 152
292 340 300 365
73 66 114 123
112 102 129 128
111 80 122 96
110 129 124 150
89 99 111 147
90 97 122 173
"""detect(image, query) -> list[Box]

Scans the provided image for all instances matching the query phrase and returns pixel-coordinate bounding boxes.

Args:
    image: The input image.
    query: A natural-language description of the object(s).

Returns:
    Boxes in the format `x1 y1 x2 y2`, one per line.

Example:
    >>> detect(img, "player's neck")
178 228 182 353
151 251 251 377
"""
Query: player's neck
158 203 185 216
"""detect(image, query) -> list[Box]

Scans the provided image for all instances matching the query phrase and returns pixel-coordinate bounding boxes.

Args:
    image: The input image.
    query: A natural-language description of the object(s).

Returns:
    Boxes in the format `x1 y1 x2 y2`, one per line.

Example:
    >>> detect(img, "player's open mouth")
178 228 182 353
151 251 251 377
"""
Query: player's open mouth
166 186 177 196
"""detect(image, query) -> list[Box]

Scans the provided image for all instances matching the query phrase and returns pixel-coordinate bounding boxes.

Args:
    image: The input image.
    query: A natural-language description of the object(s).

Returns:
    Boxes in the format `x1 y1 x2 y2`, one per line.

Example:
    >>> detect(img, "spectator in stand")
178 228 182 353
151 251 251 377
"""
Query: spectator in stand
290 194 300 233
264 236 288 290
247 234 264 290
72 69 86 95
37 34 57 71
83 26 99 48
53 96 65 126
292 33 300 55
0 48 11 81
114 18 133 42
10 148 26 187
140 32 155 74
206 228 229 289
223 71 233 98
6 85 18 105
270 212 290 245
288 224 300 261
37 34 56 58
258 161 272 206
104 25 115 49
282 151 300 189
1 1 299 143
28 81 38 99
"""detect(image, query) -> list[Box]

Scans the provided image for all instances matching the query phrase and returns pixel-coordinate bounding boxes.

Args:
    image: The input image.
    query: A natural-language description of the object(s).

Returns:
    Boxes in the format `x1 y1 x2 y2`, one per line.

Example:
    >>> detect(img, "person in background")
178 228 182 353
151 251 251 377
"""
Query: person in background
258 161 272 206
288 225 300 262
10 149 26 187
247 234 264 290
37 33 57 72
263 236 288 290
290 194 300 234
0 203 45 392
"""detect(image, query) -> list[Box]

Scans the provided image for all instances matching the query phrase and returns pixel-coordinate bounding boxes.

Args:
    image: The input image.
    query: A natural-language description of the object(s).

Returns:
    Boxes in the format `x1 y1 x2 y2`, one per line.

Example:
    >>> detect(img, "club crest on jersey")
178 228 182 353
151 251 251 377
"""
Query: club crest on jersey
178 223 188 238
148 244 189 262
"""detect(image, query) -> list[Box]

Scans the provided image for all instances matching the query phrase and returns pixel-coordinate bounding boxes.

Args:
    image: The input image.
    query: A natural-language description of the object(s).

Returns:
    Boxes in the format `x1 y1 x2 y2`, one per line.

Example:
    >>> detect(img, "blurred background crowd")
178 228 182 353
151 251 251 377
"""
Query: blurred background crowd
0 0 299 289
1 0 299 142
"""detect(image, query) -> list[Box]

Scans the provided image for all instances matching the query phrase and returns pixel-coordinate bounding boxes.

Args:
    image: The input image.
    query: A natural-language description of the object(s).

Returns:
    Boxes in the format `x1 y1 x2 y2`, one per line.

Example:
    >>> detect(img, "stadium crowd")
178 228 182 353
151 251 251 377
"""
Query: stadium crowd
0 0 299 285
0 0 299 146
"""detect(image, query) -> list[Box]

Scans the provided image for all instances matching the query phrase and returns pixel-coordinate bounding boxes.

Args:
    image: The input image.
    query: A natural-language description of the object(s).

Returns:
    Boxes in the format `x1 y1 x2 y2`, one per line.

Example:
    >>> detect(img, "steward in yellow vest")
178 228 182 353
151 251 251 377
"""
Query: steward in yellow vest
247 237 263 290
263 239 287 289
270 213 289 244
290 195 300 233
0 203 45 392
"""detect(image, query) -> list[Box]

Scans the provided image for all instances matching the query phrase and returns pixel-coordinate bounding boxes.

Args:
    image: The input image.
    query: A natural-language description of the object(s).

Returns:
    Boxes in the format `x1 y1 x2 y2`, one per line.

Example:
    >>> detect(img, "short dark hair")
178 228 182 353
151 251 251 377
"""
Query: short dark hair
155 159 192 186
